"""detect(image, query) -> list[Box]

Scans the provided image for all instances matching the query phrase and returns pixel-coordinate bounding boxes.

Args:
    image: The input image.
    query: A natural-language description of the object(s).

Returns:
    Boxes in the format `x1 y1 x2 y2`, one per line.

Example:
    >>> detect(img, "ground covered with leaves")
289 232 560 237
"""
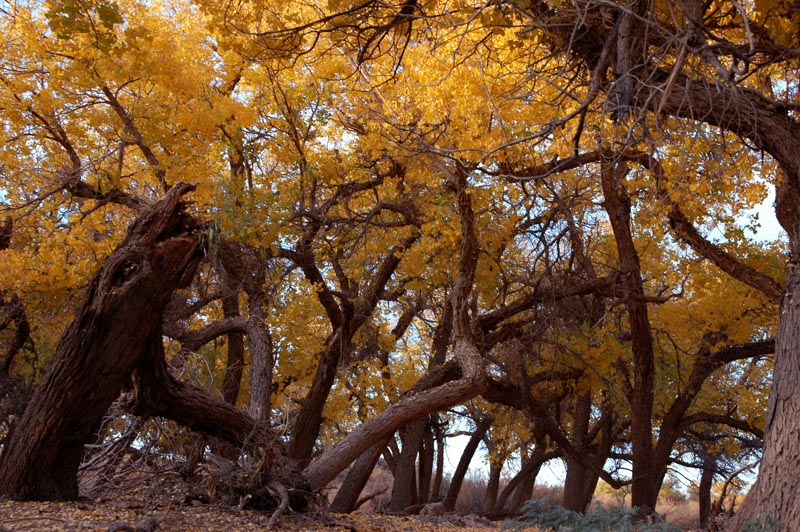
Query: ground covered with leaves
0 475 506 532
0 499 509 532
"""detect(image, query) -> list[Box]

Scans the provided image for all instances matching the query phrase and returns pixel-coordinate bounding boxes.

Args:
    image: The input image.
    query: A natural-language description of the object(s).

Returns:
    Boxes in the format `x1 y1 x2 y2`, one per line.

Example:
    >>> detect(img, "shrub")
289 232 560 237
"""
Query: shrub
505 500 683 532
740 514 784 532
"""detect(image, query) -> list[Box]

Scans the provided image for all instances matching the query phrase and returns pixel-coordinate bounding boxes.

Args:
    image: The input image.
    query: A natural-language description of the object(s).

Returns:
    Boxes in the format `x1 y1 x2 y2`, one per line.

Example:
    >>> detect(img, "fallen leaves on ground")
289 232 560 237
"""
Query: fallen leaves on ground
0 500 519 532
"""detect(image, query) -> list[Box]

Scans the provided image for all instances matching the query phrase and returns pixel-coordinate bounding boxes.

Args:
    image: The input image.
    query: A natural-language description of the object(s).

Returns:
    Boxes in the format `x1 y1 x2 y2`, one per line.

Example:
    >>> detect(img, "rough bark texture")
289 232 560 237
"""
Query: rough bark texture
418 423 434 504
726 269 800 531
0 183 202 500
220 279 244 406
246 301 273 422
648 72 800 531
431 420 445 501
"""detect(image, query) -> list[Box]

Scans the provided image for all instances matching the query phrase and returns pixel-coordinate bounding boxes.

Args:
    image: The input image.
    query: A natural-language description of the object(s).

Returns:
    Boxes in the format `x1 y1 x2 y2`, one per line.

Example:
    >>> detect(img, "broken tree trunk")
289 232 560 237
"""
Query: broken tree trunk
0 183 203 501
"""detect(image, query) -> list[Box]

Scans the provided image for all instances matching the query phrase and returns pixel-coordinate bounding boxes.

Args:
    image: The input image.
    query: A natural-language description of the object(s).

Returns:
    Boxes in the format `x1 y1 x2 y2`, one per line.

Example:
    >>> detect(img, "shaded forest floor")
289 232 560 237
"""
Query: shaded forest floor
0 496 705 532
0 475 505 532
0 499 506 532
0 472 704 532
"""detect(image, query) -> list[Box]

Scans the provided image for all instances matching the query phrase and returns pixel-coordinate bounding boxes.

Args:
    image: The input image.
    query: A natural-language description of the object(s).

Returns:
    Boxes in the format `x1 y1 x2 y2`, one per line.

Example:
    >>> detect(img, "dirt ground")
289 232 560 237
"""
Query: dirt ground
0 498 509 532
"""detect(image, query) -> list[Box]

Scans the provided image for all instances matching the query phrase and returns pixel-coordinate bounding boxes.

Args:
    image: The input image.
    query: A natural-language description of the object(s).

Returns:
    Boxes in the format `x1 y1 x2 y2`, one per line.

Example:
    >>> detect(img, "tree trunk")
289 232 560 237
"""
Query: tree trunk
493 445 549 515
562 391 596 513
562 455 601 513
601 159 658 514
418 422 434 504
508 463 537 513
389 419 426 512
215 277 246 462
329 439 387 513
303 360 486 491
431 419 445 501
128 325 311 501
482 459 502 514
220 282 244 406
560 394 614 514
0 183 203 500
726 267 800 531
699 461 714 530
510 450 542 514
443 417 491 510
246 301 273 422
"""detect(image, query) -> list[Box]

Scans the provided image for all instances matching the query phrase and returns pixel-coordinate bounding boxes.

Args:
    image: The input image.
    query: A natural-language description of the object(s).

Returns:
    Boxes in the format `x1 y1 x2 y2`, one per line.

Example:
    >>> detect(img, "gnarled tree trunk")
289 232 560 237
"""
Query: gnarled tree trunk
0 183 203 500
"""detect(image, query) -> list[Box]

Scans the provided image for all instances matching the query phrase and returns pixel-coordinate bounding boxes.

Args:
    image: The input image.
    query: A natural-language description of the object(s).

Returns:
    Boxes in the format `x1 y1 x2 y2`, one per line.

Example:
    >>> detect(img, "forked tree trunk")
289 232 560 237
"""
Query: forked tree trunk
492 444 556 515
329 439 387 513
443 417 491 510
0 183 203 500
562 392 597 513
508 465 536 513
389 419 426 512
562 455 602 513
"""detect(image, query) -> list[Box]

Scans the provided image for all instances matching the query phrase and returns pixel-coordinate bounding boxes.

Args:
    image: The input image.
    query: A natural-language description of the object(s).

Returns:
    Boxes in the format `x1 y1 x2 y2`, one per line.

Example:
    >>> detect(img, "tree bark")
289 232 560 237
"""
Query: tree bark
726 269 800 530
246 299 273 422
508 462 537 513
563 455 602 513
562 392 595 513
220 280 244 406
389 419 426 512
482 458 502 515
0 183 203 500
329 438 387 513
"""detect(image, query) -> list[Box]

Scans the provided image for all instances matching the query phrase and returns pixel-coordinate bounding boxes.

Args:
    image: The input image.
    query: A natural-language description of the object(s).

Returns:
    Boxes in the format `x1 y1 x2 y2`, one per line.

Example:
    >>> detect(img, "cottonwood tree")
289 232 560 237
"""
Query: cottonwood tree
0 3 793 529
231 0 796 526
